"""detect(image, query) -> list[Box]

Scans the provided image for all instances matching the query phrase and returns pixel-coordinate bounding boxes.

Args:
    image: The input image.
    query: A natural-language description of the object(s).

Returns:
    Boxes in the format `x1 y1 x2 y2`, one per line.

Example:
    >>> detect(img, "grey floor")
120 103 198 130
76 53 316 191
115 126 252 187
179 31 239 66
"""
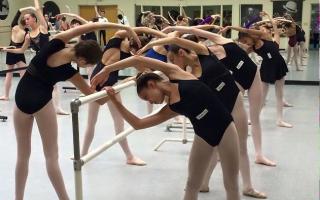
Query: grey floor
0 51 319 200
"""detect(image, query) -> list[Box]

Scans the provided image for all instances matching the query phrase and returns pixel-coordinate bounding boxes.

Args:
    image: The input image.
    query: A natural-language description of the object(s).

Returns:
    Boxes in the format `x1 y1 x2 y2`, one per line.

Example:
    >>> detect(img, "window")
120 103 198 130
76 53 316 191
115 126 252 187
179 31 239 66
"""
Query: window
163 6 180 24
183 6 201 19
143 6 160 15
223 5 232 38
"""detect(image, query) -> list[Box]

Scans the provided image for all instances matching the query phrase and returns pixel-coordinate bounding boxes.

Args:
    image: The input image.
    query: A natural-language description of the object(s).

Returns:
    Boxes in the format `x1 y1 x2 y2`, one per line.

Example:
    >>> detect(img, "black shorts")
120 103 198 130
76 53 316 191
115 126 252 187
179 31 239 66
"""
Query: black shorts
6 52 26 65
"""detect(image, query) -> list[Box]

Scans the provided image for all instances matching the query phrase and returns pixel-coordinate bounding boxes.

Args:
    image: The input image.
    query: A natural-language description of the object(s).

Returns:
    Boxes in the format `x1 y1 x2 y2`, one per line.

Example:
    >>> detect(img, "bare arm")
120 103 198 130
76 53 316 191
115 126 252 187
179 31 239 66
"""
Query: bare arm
2 35 30 54
90 56 193 89
54 22 140 46
138 36 208 55
106 88 177 130
57 13 88 24
163 26 232 45
260 11 280 44
33 0 48 33
221 25 267 37
115 27 167 39
94 5 101 18
68 73 107 105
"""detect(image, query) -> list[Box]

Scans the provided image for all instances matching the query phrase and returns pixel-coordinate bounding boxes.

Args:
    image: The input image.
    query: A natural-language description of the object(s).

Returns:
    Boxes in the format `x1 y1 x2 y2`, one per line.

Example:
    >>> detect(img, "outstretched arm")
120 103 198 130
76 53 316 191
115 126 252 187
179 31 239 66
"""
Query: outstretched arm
57 13 88 24
162 26 232 45
220 25 267 38
106 87 177 130
115 26 167 39
54 22 140 46
91 56 193 89
138 36 208 55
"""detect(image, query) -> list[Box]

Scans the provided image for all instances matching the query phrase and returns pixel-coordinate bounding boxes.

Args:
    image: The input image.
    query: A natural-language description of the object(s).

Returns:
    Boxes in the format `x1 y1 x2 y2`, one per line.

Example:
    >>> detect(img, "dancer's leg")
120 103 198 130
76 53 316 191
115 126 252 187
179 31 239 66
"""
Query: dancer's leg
35 100 69 200
14 105 34 200
275 78 293 128
0 64 14 100
107 93 146 165
81 102 100 156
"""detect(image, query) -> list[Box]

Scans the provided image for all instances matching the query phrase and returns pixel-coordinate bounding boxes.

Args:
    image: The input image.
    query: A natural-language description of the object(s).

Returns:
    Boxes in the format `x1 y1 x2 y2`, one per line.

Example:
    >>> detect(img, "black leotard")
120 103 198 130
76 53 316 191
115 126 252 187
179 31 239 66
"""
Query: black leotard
6 40 26 65
254 40 288 84
169 79 233 146
90 37 131 91
220 42 257 90
29 31 50 52
15 39 78 114
6 10 26 65
198 52 239 112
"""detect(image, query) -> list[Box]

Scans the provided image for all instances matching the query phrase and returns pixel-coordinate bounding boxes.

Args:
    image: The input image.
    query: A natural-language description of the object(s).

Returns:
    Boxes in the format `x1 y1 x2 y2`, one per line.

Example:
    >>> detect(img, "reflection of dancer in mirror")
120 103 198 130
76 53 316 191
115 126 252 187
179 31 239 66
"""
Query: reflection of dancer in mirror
91 56 241 200
95 5 108 46
0 8 27 100
221 11 293 128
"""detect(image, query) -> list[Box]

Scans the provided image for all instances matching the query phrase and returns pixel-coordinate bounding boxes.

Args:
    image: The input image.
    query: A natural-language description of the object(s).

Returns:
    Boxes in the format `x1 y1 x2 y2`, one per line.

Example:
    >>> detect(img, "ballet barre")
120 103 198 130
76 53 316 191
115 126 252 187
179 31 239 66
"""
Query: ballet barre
70 71 164 200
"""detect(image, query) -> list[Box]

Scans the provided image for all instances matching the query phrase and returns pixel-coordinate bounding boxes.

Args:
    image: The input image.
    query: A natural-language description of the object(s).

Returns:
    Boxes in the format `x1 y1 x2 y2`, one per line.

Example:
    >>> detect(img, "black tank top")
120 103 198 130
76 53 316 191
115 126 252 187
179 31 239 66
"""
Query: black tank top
254 40 282 61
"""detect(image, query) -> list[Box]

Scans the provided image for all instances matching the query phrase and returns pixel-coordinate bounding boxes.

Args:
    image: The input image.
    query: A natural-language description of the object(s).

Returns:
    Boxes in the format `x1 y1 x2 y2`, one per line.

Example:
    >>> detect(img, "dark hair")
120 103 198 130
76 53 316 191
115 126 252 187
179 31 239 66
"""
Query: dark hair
177 15 184 21
183 34 199 43
92 17 99 22
74 40 102 64
238 32 252 40
61 16 67 22
130 35 151 51
117 14 123 20
136 72 163 94
168 44 191 54
70 19 81 26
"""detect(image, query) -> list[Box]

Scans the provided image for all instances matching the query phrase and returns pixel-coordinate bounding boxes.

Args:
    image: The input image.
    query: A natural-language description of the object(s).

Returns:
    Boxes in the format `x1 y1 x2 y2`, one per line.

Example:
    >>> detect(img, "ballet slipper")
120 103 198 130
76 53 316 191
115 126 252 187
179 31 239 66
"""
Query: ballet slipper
255 156 276 167
126 156 147 166
296 68 304 71
283 101 293 107
199 186 210 193
248 120 252 125
277 120 293 128
0 96 9 101
243 188 267 199
56 108 70 115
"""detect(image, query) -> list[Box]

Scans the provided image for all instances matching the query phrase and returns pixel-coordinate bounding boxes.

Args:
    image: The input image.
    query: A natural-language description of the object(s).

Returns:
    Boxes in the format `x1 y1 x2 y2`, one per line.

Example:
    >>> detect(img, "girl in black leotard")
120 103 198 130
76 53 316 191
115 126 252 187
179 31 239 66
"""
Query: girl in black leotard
0 9 27 101
12 21 141 200
138 33 268 198
92 56 241 200
222 12 292 128
81 27 161 165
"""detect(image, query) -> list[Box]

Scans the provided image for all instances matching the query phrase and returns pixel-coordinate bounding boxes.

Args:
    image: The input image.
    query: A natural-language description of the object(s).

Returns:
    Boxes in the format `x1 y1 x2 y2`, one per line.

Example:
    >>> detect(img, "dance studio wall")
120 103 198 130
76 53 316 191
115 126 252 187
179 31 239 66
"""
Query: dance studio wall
0 0 317 47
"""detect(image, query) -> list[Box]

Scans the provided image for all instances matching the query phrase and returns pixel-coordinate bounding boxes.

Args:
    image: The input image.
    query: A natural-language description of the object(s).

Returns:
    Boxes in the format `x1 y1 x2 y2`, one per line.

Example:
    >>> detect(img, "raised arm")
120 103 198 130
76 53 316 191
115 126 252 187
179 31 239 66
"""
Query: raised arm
54 22 140 45
33 0 48 33
221 25 267 38
106 88 177 130
94 5 101 18
163 26 232 45
260 11 280 44
90 56 191 89
57 13 88 24
138 36 208 55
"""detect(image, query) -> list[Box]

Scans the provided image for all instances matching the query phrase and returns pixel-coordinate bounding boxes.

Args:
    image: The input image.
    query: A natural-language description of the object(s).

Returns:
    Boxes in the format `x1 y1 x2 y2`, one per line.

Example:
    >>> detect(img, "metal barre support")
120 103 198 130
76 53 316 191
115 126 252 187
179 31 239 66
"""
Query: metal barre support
71 99 83 200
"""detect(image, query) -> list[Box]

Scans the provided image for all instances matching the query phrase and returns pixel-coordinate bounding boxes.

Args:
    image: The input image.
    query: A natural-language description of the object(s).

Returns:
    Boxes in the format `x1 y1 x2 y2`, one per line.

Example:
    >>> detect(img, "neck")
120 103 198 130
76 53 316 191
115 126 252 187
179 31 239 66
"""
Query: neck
158 81 173 97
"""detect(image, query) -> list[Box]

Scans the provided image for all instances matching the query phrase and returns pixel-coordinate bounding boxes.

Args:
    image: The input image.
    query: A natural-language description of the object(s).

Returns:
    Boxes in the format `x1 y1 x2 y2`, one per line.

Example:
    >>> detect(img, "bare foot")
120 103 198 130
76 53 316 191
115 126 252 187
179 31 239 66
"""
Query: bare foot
277 120 293 128
283 101 293 107
199 186 210 193
296 68 304 71
248 120 252 125
126 156 146 166
255 156 276 167
243 188 267 199
56 108 69 115
0 96 9 101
